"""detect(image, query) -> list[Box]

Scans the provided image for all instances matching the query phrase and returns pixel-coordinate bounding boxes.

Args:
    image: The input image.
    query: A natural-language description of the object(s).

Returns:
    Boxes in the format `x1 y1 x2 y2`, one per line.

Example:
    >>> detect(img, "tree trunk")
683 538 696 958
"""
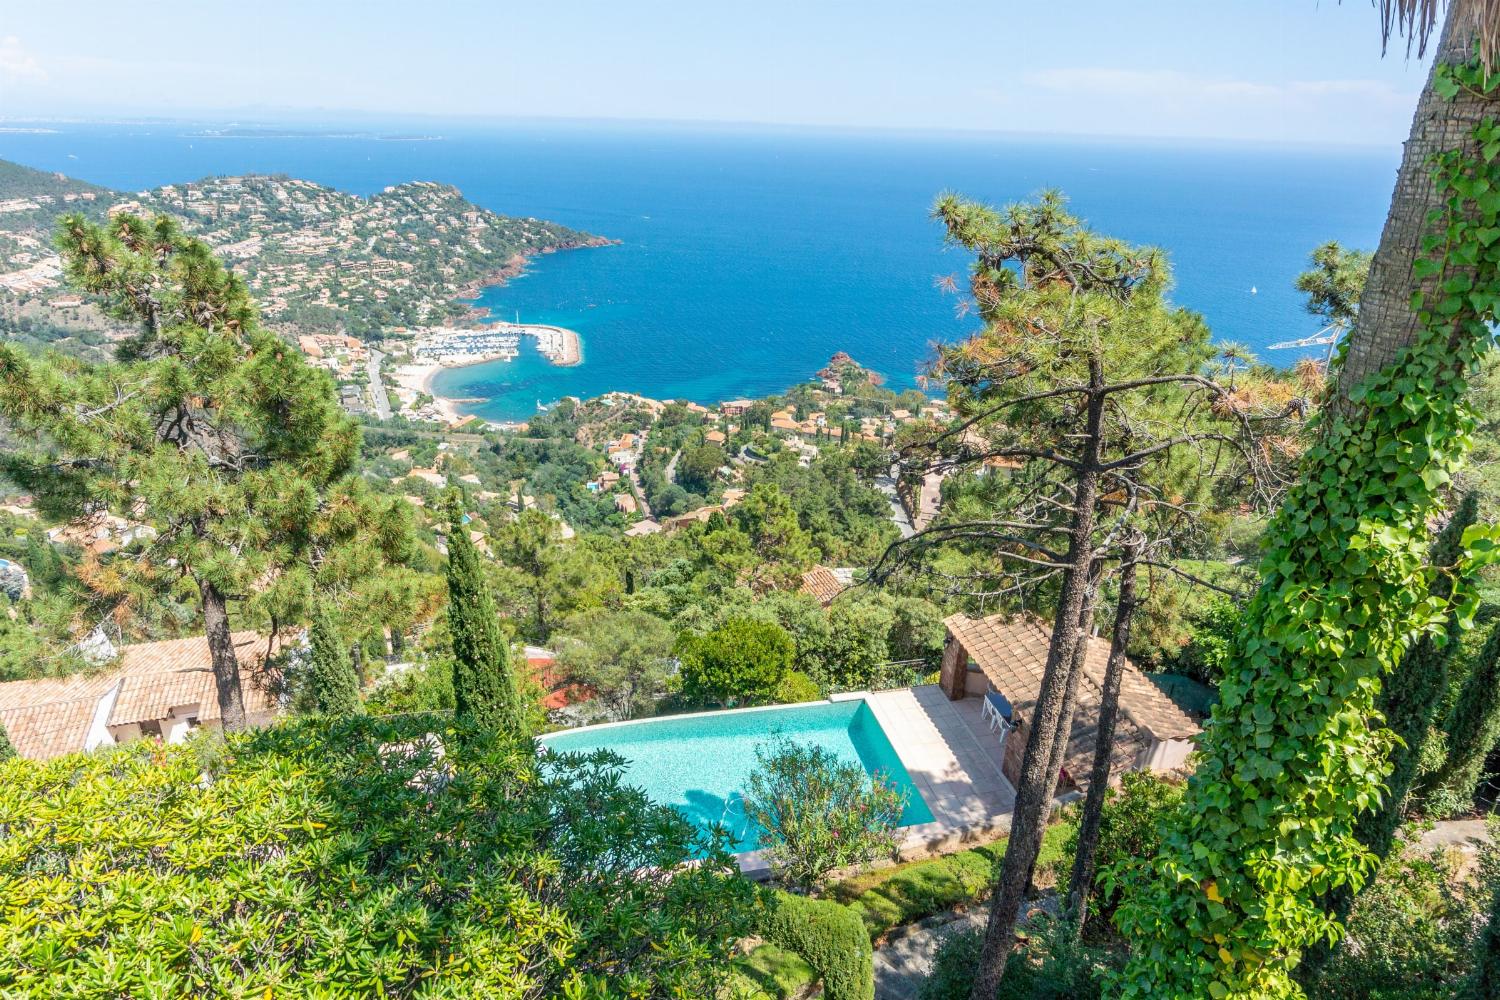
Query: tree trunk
1337 10 1492 408
970 359 1106 1000
1065 541 1142 934
199 578 248 731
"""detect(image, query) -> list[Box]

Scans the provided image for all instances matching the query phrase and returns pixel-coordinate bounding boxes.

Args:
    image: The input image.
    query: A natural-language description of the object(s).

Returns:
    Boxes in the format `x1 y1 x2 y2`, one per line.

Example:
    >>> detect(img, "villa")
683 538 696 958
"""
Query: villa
0 632 282 761
938 613 1200 795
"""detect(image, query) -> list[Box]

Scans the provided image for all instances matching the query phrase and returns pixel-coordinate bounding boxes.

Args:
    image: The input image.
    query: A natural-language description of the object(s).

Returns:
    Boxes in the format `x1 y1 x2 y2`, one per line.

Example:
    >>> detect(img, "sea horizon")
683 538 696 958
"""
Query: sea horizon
0 118 1399 421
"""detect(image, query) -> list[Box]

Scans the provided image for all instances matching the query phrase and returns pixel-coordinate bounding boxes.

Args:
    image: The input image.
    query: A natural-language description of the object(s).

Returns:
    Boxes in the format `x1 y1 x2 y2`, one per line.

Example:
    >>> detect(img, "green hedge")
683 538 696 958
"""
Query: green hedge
833 823 1074 941
758 890 874 1000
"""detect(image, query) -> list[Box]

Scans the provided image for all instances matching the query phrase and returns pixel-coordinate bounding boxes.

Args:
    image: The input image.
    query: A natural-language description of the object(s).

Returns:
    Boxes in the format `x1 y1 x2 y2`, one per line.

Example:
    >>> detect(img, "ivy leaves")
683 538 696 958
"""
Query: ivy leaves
1114 62 1500 1000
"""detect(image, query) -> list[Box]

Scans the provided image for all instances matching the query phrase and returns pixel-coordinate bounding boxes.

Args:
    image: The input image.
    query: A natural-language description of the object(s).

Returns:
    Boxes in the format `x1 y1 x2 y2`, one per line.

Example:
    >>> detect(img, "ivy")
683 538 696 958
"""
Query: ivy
1113 59 1500 1000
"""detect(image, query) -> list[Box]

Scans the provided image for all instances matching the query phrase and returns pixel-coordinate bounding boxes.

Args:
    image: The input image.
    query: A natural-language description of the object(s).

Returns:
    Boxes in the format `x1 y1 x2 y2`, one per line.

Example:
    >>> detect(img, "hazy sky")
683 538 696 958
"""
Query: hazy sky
0 0 1435 144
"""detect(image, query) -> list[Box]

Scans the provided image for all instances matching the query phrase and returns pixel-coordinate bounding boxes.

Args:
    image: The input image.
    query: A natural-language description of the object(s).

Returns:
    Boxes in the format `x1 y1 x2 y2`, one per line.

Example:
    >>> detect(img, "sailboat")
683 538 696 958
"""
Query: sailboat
1250 286 1258 295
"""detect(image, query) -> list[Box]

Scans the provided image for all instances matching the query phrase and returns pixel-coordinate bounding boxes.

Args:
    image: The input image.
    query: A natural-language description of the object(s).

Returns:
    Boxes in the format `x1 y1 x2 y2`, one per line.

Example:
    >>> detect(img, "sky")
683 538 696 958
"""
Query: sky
0 0 1436 145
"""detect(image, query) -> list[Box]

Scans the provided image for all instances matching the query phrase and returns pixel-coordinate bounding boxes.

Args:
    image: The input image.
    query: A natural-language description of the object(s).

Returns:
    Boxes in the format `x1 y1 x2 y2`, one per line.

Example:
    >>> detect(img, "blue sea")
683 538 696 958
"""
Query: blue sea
0 120 1396 420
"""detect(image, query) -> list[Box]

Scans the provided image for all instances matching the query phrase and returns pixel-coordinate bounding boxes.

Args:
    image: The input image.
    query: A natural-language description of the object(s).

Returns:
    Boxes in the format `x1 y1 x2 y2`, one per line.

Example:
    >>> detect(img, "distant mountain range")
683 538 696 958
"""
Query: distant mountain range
0 158 608 341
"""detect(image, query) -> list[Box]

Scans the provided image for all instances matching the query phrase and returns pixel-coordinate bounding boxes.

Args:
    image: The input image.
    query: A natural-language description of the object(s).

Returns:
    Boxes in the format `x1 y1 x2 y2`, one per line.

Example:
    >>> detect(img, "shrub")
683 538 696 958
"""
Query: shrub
744 735 905 889
0 715 758 997
919 926 985 1000
773 669 822 704
1066 770 1182 924
1311 830 1495 1000
758 890 874 1000
678 617 794 707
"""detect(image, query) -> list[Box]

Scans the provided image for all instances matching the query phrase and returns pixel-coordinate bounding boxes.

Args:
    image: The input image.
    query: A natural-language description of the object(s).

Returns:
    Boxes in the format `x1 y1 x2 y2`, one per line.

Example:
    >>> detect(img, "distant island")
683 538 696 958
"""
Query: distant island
0 158 612 349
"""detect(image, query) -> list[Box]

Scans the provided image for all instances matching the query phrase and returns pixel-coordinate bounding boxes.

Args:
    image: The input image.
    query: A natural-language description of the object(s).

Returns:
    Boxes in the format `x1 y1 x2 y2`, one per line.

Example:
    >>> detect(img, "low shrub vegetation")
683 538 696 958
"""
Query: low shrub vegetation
745 735 906 889
0 715 758 998
832 823 1075 942
757 890 874 1000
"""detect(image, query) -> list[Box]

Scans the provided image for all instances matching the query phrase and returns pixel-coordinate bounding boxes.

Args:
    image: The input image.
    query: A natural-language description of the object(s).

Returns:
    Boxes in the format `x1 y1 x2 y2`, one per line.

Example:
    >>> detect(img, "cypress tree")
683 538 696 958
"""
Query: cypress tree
0 724 14 763
1425 617 1500 806
1464 881 1500 1000
446 511 527 738
305 601 363 716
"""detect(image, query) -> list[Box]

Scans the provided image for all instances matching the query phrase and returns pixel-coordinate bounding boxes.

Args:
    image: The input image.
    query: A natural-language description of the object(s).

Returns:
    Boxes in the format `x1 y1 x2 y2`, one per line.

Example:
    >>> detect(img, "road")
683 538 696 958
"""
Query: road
366 348 392 421
874 462 915 539
664 448 682 485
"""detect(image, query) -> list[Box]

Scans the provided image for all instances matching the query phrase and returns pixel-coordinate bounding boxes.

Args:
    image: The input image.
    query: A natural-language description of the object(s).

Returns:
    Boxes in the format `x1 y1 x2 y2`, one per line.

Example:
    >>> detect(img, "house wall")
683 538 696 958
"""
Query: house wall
1143 737 1194 773
1001 718 1029 787
84 682 122 752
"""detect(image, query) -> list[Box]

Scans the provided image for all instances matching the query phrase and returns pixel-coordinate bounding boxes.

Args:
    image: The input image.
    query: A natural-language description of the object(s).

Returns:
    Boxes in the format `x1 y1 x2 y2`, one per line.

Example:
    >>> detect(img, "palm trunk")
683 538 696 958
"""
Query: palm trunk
1065 541 1142 934
970 358 1106 1000
1337 10 1491 407
199 578 248 731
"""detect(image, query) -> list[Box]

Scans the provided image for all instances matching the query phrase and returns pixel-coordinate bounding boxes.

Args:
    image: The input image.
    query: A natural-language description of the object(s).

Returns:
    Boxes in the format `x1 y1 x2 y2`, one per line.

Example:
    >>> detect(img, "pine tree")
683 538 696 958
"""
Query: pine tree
0 214 391 729
446 510 527 738
305 601 363 716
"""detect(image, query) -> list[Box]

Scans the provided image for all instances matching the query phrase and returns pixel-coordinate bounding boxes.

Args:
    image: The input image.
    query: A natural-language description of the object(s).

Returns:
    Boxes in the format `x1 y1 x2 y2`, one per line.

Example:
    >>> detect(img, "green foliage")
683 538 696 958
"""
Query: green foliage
1115 59 1500 1000
0 715 759 998
554 607 675 720
920 912 1122 1000
1311 831 1497 1000
677 617 793 707
445 510 527 738
831 824 1075 941
677 441 728 494
756 890 874 1000
744 736 905 889
1172 596 1241 685
301 600 364 716
1421 617 1500 812
773 669 822 704
1071 771 1183 924
0 213 413 713
1295 241 1374 332
1359 493 1481 859
0 723 13 762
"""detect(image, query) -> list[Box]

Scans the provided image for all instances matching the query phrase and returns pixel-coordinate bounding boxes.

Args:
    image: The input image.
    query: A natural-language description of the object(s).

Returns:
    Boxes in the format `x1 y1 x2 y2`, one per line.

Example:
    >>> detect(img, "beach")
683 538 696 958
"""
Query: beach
390 362 462 423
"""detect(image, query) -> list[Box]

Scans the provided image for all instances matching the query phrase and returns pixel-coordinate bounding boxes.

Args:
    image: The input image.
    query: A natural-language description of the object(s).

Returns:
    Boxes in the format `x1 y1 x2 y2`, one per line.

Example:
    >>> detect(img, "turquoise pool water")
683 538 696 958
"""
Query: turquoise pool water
541 700 934 852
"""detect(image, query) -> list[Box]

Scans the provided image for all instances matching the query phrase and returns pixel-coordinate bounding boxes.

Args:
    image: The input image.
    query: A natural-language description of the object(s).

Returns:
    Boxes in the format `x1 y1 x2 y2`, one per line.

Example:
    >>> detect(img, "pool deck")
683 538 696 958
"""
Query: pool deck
737 685 1016 876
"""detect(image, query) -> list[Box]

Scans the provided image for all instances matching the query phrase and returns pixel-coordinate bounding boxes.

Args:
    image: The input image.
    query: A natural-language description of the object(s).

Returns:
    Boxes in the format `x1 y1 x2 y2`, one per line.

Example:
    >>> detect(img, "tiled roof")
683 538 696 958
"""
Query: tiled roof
0 672 117 762
944 613 1199 787
0 631 281 760
799 566 848 606
112 632 280 725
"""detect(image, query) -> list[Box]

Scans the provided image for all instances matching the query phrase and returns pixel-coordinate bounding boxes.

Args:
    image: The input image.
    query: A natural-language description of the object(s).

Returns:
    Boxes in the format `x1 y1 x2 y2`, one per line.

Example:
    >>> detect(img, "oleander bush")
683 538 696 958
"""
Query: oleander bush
757 890 874 1000
744 735 905 889
0 714 759 998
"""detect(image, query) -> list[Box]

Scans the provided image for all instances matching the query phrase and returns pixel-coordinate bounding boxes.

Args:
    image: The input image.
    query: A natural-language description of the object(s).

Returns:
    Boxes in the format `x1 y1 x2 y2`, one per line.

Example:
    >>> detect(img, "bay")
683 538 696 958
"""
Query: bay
0 120 1396 420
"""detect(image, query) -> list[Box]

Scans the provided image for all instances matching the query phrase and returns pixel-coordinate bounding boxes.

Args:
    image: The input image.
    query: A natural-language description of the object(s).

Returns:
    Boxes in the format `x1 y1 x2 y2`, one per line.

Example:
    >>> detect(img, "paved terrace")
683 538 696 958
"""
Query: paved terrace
736 685 1015 877
864 685 1017 854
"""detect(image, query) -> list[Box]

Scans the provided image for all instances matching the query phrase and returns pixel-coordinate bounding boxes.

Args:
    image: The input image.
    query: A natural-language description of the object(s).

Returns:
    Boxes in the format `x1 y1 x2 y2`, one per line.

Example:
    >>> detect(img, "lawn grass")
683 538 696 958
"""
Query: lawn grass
831 821 1075 942
728 943 816 999
730 821 1076 998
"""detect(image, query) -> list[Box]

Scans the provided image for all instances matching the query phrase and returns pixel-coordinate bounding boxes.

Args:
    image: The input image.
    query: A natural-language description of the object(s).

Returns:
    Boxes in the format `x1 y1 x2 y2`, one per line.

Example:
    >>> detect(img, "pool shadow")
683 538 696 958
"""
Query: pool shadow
679 789 757 852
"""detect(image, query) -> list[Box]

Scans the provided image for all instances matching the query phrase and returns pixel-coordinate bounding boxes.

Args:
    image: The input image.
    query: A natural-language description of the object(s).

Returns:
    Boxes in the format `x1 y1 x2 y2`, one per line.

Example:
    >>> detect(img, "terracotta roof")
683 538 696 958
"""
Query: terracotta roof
0 631 281 760
0 672 119 762
944 613 1199 787
111 632 280 725
800 566 848 606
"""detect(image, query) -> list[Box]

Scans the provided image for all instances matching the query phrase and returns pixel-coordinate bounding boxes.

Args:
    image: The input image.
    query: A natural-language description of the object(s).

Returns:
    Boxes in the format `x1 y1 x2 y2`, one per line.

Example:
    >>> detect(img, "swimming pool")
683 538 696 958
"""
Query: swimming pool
541 699 934 852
